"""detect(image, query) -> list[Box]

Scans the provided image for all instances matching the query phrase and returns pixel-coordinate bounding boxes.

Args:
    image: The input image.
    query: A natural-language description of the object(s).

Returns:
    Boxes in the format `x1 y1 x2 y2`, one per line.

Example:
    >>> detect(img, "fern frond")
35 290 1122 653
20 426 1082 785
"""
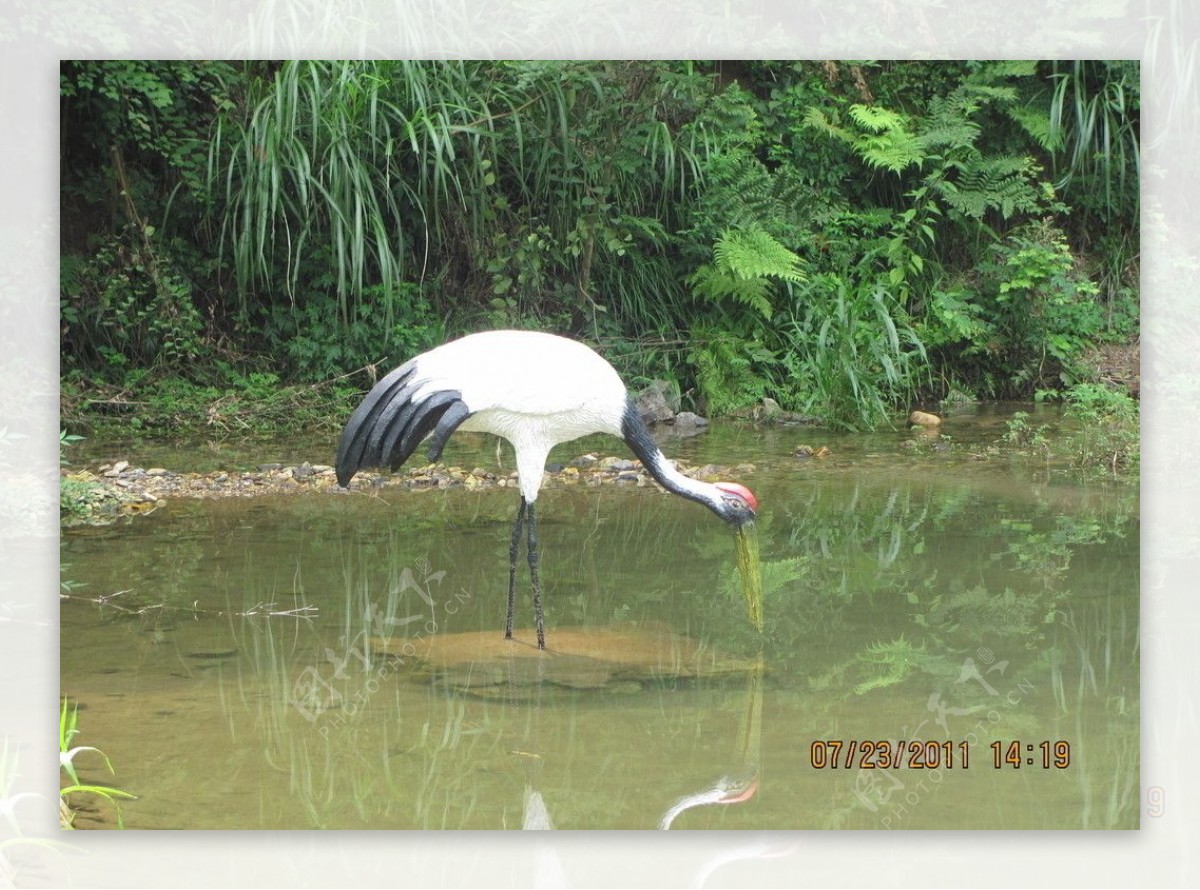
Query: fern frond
852 636 925 695
936 155 1044 220
848 103 906 133
843 104 923 173
714 227 806 283
919 118 981 153
687 226 806 320
686 152 819 249
857 132 924 173
614 213 670 244
960 83 1018 103
1006 102 1062 151
801 107 853 144
687 265 773 319
805 103 924 173
972 60 1039 80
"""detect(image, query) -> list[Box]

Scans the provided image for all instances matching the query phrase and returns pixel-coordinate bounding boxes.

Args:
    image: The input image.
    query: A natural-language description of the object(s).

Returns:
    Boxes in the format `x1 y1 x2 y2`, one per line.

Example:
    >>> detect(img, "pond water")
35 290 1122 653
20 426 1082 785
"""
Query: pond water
60 405 1139 830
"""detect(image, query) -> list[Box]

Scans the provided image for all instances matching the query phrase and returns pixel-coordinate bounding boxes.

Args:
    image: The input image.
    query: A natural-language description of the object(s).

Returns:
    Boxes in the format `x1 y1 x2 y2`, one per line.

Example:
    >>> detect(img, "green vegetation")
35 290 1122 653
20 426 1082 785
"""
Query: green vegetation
61 61 1138 435
60 428 104 523
60 698 135 828
60 367 361 440
1060 384 1139 476
999 383 1139 480
59 429 84 463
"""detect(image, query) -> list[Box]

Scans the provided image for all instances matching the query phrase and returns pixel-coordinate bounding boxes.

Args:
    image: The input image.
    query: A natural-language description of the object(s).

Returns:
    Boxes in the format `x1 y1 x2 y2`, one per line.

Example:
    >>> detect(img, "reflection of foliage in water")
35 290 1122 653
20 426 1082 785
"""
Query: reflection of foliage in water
770 475 1134 664
811 637 961 697
764 461 1137 828
237 561 514 829
1042 594 1139 828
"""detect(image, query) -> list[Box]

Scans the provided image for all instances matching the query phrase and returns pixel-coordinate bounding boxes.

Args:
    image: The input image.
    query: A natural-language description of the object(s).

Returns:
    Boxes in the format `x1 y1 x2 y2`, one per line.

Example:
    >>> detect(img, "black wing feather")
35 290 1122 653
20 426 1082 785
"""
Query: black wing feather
335 362 416 484
362 380 420 466
372 391 425 470
391 391 463 470
426 399 471 462
335 362 473 487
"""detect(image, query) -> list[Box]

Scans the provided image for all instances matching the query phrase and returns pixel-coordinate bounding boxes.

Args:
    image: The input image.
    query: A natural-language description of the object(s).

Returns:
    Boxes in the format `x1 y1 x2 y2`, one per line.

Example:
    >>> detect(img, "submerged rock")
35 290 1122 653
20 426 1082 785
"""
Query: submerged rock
371 624 761 699
792 445 831 459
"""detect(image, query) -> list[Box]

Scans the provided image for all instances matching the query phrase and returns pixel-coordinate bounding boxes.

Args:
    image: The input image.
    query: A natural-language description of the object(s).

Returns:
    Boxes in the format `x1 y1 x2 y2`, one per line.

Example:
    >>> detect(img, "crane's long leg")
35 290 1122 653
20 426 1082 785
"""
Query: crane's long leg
526 500 545 649
506 497 527 640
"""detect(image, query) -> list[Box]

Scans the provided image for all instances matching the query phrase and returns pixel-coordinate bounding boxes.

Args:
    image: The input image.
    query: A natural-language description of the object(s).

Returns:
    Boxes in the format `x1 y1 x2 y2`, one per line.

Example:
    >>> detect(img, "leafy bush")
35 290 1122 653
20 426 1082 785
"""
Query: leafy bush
783 263 927 430
969 221 1106 394
59 60 1137 432
689 329 776 416
1060 384 1139 477
61 228 208 377
264 282 443 381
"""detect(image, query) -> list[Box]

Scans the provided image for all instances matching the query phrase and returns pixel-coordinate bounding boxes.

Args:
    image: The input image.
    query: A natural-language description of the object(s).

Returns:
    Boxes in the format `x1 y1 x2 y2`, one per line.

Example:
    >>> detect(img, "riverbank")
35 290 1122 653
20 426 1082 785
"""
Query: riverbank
60 453 763 527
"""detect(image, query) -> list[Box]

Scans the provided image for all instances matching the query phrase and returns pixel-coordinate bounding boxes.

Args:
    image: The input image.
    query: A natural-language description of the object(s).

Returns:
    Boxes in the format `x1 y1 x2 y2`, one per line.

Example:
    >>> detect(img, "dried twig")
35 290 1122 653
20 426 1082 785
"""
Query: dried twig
61 591 317 620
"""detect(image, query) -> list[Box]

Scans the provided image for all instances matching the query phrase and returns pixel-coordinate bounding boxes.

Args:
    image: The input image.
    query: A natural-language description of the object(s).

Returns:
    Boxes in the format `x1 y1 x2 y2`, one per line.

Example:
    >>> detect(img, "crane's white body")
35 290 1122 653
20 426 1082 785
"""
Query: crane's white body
407 331 627 501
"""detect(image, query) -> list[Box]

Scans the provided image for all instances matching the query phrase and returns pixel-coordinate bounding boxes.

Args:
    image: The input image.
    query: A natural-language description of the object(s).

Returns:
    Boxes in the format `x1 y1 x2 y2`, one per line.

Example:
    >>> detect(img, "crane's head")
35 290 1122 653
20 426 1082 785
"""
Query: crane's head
713 482 763 632
713 481 758 528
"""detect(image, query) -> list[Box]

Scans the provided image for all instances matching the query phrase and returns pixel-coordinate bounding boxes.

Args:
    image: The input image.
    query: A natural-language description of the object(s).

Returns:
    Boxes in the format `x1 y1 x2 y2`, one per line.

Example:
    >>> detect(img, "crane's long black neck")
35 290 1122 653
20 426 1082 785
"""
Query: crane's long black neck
621 400 720 514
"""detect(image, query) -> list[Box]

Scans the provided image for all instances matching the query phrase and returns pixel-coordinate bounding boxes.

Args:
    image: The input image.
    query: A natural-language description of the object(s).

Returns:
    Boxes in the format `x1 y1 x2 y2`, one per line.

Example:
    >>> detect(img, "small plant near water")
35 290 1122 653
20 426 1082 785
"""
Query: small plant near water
60 428 107 524
1059 384 1139 477
61 364 363 441
60 476 103 524
1002 411 1051 452
1001 384 1138 480
59 429 84 464
60 698 134 829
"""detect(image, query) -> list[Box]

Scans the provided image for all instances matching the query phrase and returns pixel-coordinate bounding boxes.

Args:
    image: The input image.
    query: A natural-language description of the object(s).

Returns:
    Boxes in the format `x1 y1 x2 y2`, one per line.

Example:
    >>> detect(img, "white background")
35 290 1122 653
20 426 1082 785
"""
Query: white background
1 1 1191 886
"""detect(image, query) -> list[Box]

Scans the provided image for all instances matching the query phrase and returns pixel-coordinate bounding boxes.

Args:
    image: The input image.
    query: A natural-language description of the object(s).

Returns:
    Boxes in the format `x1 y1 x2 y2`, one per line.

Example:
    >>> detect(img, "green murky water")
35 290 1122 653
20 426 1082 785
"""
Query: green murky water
60 407 1139 829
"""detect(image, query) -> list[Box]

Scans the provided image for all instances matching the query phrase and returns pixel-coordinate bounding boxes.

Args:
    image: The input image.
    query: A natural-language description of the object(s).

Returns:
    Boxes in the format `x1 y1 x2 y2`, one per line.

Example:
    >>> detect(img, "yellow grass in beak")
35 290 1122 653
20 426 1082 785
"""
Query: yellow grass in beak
733 521 763 632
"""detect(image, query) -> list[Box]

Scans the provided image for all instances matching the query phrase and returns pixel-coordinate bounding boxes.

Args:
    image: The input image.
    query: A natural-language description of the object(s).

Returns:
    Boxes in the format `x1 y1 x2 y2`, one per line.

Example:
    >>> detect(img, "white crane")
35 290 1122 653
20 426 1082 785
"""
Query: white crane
335 329 758 649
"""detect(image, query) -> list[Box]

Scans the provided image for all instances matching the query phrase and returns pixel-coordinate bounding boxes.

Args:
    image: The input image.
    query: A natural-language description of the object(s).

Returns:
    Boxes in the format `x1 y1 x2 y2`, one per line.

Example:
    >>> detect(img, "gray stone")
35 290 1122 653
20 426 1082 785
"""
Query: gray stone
634 380 679 425
671 411 709 435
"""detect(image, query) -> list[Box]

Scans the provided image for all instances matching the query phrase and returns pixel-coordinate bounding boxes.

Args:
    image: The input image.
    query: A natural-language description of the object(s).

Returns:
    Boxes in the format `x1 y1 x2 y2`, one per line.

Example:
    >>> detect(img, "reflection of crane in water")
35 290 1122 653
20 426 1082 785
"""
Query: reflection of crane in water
523 774 765 831
659 656 764 830
658 772 760 829
526 773 794 888
516 656 793 884
518 655 766 834
522 786 555 831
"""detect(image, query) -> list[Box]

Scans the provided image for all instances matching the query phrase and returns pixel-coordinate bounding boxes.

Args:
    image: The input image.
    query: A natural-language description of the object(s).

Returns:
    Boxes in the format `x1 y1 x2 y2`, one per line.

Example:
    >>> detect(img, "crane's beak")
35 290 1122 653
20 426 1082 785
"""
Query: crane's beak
733 521 764 632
